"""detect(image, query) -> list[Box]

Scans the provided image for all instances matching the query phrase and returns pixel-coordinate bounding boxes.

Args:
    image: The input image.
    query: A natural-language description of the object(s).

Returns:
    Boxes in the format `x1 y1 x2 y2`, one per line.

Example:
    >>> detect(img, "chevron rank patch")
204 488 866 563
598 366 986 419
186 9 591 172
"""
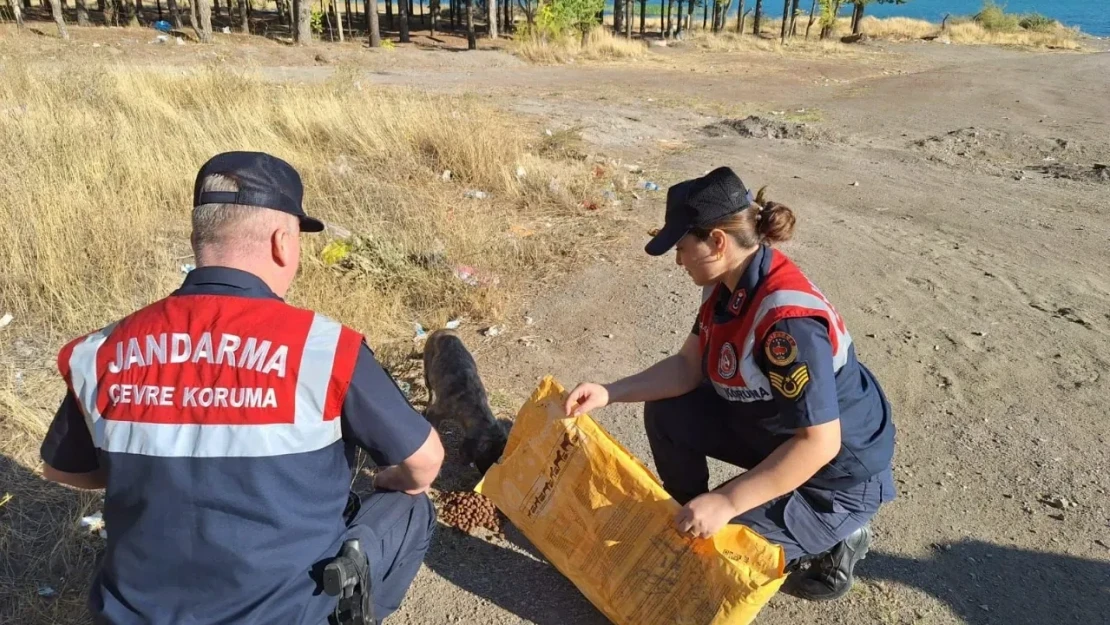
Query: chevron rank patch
769 364 810 400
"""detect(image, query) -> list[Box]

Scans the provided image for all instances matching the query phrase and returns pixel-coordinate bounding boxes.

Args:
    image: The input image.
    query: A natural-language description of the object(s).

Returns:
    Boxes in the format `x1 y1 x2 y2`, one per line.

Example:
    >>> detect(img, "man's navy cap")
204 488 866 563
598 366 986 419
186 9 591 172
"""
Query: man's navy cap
645 166 753 256
193 151 324 233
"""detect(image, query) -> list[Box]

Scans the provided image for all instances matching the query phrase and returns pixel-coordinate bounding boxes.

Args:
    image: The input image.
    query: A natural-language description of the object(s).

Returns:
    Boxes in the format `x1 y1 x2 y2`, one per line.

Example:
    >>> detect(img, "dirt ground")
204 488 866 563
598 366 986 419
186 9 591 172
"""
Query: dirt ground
4 25 1110 625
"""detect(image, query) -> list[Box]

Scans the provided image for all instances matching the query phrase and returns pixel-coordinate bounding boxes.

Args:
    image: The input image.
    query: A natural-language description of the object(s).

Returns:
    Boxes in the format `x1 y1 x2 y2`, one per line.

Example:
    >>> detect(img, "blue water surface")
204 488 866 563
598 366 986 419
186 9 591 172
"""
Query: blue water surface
610 0 1108 36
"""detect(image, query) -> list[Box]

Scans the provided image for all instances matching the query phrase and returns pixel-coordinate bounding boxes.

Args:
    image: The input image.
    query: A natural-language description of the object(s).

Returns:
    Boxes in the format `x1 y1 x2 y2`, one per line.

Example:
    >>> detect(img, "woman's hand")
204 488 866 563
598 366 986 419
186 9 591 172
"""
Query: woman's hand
564 383 610 417
675 492 739 539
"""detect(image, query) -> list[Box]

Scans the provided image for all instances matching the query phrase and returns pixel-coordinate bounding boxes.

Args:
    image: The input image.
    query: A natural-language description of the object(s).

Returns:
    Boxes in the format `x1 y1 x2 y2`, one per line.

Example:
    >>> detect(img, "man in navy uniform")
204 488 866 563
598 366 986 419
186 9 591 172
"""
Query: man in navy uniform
40 151 444 624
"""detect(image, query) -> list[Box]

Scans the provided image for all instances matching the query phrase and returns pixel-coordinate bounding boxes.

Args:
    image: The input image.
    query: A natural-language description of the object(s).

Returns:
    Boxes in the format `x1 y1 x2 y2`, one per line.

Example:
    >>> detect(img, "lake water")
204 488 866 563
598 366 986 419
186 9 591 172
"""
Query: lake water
864 0 1109 36
618 1 1109 37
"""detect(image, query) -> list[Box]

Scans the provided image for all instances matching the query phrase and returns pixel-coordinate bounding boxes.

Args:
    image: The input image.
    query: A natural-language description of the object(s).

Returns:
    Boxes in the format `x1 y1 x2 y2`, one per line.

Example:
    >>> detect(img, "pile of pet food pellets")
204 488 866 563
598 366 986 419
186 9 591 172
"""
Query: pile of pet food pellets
439 491 504 536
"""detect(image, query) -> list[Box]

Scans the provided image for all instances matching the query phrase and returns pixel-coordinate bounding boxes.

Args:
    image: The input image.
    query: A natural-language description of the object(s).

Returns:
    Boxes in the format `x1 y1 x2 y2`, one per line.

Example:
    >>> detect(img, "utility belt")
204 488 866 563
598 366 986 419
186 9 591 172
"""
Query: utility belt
326 493 375 625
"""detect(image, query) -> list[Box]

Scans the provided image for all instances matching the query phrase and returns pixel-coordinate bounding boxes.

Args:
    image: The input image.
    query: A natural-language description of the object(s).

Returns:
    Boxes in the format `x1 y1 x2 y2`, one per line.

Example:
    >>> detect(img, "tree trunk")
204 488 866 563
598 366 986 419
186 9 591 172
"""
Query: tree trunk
104 0 116 25
397 0 408 42
333 0 343 40
194 0 212 40
76 0 89 25
47 0 69 38
464 0 474 48
344 0 351 37
167 0 181 26
752 0 762 35
238 0 248 31
674 0 682 35
122 0 138 26
665 0 673 36
486 0 495 37
789 0 799 35
701 0 706 29
293 0 310 42
430 0 438 33
851 1 863 34
735 0 744 32
820 0 839 39
779 0 787 41
804 0 815 38
367 0 380 44
385 0 392 29
10 0 25 28
626 0 632 37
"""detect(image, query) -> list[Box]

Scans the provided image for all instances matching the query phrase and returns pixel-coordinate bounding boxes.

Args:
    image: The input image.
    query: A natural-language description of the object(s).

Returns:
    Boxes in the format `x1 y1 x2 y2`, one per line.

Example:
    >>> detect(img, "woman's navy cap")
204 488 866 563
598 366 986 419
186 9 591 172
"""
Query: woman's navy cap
645 166 754 256
193 151 325 233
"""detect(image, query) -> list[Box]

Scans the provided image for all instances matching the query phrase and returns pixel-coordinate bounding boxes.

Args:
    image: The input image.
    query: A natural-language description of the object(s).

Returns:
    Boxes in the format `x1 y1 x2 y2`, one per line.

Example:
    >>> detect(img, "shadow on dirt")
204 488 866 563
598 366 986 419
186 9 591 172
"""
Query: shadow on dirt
424 522 608 625
0 453 101 625
863 541 1110 624
427 523 1110 625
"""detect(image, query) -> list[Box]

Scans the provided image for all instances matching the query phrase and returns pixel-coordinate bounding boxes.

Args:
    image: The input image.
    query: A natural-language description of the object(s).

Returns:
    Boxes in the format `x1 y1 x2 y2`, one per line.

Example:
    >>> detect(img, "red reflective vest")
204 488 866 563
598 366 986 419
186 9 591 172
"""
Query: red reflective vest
57 294 363 458
698 252 853 404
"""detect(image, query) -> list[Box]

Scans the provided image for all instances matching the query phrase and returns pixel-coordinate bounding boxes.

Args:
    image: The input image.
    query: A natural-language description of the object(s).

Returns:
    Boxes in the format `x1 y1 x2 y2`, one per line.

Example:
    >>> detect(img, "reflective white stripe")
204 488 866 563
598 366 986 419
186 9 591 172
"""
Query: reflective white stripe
98 420 341 458
67 323 118 447
737 290 853 394
68 313 346 458
297 314 342 425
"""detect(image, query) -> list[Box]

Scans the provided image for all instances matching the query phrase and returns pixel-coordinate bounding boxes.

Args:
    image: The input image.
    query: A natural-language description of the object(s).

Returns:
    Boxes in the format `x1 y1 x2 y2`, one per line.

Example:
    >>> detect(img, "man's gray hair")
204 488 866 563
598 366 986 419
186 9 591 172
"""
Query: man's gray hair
192 174 293 251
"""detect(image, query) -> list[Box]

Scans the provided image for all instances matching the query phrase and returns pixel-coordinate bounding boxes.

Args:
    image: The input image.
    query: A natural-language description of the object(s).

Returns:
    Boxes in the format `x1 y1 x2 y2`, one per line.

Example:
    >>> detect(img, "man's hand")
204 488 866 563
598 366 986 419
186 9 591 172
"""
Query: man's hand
674 492 739 539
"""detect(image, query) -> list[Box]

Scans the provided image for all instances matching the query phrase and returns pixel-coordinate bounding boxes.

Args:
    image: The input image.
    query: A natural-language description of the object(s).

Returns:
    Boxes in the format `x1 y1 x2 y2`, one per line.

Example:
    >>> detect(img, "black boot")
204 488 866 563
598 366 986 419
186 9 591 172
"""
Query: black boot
784 524 872 602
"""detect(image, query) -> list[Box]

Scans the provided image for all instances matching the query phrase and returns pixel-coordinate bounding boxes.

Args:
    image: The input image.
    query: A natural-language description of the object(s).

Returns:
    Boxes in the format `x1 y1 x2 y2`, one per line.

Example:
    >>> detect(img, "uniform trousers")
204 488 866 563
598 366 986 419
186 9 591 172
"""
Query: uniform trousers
644 386 895 564
340 490 437 622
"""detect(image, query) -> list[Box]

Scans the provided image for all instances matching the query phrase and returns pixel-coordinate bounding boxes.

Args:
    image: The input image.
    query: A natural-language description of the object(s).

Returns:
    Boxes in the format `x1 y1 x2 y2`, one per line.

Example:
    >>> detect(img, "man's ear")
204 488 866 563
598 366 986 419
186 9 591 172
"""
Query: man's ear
272 224 292 267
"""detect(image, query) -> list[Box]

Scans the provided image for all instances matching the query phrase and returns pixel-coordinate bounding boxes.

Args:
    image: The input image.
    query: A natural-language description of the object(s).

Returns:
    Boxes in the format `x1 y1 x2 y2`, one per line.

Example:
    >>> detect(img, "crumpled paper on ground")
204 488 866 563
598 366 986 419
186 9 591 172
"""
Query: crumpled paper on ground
477 376 786 625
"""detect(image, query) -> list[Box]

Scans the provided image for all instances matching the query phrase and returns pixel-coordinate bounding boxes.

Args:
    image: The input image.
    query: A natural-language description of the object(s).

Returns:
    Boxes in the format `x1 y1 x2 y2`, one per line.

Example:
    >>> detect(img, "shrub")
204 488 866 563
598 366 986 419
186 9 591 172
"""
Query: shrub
1019 13 1057 33
974 1 1020 32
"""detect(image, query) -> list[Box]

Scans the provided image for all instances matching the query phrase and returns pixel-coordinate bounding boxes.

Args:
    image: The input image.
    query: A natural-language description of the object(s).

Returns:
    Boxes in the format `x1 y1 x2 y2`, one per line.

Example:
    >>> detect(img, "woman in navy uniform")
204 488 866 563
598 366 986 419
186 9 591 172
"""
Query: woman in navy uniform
565 167 896 601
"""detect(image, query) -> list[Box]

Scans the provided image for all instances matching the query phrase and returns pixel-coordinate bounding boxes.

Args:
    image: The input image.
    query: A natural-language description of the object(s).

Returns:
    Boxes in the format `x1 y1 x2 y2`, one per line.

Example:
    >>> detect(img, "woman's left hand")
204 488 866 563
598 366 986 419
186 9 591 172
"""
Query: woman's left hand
675 492 740 539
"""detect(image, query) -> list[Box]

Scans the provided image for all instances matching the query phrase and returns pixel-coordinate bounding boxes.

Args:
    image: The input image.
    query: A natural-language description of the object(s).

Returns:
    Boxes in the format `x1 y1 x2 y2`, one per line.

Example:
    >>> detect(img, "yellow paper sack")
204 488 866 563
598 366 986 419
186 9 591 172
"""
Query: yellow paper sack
476 377 786 625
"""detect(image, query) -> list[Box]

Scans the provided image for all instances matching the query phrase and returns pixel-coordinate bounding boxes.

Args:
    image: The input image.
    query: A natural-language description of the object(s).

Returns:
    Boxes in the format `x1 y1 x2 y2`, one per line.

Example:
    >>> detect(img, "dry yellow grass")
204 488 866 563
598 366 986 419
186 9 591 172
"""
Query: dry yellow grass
0 65 601 344
857 16 938 40
946 21 1081 49
0 64 607 623
851 16 1081 49
688 29 858 56
513 28 648 64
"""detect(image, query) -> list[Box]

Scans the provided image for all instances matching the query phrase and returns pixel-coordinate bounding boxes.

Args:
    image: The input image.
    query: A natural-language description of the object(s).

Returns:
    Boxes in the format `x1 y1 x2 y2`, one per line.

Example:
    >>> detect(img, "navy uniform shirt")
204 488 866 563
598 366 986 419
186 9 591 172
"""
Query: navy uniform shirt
40 267 432 625
694 247 896 489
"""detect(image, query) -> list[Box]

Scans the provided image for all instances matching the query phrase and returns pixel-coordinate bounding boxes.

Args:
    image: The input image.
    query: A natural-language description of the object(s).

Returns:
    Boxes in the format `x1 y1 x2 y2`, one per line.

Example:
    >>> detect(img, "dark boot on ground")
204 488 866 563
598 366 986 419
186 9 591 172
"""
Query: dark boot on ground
783 524 873 602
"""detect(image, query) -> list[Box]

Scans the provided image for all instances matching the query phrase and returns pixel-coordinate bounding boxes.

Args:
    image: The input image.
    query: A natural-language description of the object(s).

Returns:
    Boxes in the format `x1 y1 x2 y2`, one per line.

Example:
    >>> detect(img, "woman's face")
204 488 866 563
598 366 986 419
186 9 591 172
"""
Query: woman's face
675 232 725 287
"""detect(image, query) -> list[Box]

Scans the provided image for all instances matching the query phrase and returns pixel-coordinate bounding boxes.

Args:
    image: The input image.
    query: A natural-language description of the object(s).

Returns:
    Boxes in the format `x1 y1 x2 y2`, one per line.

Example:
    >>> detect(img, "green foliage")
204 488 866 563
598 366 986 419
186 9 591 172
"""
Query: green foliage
818 0 844 28
310 8 324 34
533 0 605 40
974 1 1020 32
1019 13 1057 33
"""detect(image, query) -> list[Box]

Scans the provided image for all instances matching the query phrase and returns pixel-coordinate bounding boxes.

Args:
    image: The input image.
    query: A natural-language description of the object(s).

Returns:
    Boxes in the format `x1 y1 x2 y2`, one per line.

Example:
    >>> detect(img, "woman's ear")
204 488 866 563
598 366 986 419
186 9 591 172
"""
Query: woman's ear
711 229 729 255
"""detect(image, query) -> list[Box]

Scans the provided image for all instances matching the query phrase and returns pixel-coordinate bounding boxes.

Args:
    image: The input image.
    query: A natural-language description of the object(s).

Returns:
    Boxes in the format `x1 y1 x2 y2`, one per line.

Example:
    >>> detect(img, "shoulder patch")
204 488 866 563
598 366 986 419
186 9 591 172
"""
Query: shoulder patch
769 364 809 400
764 331 798 367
